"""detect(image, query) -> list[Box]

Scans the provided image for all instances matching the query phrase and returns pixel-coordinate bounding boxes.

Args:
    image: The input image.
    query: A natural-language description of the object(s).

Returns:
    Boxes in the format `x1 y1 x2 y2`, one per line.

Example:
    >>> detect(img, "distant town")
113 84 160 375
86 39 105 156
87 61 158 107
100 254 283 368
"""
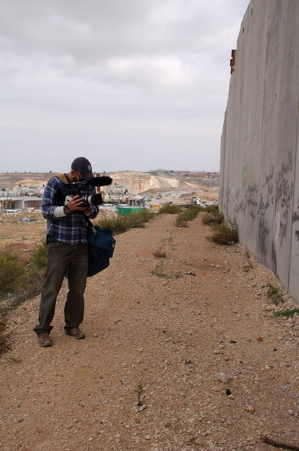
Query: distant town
0 170 219 214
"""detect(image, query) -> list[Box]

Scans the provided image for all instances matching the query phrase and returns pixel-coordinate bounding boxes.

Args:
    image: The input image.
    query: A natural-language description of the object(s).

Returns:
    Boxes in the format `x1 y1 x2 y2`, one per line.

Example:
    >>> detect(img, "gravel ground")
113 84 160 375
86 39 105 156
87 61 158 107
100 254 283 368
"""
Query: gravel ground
0 213 299 451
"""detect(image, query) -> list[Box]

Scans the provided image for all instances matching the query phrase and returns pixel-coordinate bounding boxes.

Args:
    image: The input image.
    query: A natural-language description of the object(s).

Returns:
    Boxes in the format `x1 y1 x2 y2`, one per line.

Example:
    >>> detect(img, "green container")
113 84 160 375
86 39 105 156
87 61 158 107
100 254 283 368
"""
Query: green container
116 207 146 216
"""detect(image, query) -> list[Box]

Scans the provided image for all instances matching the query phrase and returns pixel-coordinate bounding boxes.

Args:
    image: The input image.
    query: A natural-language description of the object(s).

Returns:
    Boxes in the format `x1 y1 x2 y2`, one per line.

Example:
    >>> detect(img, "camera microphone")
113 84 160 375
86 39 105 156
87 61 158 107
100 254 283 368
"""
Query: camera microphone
88 176 113 187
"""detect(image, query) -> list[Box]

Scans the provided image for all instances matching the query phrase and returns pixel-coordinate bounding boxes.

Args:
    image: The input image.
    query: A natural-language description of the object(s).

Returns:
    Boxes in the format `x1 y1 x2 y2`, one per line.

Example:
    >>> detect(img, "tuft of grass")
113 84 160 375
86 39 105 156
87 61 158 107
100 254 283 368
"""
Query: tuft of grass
273 308 299 318
150 262 181 279
159 204 181 214
263 283 284 305
153 249 166 259
207 220 239 245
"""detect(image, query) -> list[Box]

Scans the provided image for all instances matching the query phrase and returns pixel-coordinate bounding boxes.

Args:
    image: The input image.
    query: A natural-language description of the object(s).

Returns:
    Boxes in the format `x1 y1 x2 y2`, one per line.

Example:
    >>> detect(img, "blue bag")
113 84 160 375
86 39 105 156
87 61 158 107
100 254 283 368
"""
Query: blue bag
87 225 116 277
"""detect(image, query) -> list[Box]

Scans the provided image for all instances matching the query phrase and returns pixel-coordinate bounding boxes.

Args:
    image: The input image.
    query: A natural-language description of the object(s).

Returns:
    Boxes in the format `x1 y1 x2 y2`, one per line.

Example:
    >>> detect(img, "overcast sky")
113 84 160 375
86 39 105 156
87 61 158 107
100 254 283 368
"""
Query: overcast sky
0 0 249 174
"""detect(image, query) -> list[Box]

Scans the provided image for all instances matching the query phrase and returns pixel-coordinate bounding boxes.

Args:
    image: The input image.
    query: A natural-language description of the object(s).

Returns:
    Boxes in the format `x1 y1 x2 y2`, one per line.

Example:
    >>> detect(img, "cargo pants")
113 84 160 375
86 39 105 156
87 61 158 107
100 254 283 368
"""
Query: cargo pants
33 242 88 335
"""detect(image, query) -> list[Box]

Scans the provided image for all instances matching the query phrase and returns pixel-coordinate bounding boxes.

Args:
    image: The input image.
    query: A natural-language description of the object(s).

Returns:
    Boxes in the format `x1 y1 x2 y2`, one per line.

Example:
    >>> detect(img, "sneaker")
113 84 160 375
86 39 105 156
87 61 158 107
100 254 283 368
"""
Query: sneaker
37 333 52 347
64 327 85 339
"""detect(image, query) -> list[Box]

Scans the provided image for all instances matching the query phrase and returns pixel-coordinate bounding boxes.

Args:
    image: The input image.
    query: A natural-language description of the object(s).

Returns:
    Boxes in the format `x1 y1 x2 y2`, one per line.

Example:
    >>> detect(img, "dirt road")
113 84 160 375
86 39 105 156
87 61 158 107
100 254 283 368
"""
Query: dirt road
0 213 298 450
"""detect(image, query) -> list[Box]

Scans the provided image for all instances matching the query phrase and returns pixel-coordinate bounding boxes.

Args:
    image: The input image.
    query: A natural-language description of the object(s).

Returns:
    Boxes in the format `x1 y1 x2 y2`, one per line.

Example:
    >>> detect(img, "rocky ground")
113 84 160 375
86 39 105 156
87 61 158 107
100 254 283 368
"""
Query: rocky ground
0 213 299 451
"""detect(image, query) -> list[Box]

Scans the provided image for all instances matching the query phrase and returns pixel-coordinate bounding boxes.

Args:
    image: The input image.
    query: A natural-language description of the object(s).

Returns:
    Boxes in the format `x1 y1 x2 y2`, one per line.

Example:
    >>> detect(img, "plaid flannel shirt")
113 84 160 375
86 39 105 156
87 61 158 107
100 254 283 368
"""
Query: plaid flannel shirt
42 176 99 245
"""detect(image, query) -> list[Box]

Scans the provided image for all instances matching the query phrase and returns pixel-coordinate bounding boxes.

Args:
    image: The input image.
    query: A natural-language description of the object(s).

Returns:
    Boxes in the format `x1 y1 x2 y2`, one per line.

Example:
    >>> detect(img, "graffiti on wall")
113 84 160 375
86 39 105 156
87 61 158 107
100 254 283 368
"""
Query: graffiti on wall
232 152 294 252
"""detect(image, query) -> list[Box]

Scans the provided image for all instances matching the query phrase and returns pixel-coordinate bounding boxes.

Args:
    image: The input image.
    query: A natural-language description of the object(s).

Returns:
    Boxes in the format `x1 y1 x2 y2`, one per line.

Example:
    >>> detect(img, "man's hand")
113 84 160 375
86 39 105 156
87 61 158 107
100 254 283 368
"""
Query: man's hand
66 195 86 212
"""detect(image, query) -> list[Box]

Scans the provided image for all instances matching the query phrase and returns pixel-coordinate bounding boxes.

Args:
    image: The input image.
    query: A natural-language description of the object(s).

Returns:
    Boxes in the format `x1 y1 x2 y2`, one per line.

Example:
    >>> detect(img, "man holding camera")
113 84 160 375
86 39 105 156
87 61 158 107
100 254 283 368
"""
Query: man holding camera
34 157 101 347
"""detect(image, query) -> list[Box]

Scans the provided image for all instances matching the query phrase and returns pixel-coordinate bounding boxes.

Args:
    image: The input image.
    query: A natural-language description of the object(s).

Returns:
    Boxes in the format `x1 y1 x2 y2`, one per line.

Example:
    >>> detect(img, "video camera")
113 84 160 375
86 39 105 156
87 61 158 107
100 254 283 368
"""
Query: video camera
55 176 112 208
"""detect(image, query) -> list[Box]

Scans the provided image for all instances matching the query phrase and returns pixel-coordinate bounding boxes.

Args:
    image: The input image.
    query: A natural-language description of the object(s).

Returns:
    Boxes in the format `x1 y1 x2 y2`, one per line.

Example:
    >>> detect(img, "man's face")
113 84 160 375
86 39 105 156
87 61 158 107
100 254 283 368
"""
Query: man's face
71 171 82 182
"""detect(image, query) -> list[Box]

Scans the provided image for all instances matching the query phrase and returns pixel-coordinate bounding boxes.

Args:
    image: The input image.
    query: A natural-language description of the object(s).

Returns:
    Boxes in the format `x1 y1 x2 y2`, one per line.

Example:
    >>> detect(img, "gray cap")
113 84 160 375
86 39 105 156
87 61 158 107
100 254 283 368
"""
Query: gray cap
71 157 93 180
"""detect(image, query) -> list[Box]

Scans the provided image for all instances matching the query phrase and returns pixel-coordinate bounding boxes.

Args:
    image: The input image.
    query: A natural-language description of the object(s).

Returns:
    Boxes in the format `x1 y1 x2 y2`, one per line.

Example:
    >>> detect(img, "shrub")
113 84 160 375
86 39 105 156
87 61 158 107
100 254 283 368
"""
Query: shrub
126 212 148 228
207 220 239 245
175 207 200 227
202 211 224 225
159 204 181 214
95 215 130 234
0 249 26 296
30 240 48 269
95 210 155 234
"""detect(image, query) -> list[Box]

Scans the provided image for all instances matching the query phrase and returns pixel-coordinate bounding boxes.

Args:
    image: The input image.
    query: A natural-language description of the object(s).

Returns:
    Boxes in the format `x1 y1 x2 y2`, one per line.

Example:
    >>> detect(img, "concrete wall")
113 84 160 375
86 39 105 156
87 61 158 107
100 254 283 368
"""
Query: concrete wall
219 0 299 304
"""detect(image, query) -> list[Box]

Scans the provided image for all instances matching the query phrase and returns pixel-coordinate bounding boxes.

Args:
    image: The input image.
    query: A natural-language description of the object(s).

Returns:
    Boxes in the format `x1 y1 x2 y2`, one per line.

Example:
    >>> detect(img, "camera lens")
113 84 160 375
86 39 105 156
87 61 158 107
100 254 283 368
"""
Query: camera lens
86 193 103 206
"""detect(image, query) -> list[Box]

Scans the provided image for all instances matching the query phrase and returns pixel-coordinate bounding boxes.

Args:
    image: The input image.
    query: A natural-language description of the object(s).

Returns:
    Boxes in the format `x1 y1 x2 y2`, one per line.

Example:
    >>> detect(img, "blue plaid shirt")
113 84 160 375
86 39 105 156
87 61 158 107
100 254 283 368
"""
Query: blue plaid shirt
42 176 99 245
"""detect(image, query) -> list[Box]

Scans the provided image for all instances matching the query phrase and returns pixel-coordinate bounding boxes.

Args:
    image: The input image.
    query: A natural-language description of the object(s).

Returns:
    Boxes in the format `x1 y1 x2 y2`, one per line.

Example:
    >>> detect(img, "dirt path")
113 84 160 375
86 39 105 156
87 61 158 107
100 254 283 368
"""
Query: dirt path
0 213 299 451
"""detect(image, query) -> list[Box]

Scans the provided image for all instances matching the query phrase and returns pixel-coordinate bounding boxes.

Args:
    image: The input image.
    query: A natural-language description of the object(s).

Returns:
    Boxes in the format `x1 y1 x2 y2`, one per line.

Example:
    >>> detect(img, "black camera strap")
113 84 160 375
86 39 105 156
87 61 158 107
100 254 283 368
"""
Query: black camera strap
84 216 98 237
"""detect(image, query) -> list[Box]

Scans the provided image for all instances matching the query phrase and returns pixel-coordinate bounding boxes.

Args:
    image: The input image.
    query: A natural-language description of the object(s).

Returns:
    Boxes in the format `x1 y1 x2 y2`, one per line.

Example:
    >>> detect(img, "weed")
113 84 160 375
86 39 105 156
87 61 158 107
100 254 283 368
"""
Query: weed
263 283 284 305
135 382 144 406
151 269 172 278
274 308 299 318
243 250 253 272
207 220 239 245
150 263 180 279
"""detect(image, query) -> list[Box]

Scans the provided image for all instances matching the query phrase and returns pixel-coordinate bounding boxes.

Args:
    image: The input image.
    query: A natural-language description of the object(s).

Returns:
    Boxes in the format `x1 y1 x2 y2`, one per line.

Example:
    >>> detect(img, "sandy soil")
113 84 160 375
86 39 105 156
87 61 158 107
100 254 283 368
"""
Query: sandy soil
0 213 299 451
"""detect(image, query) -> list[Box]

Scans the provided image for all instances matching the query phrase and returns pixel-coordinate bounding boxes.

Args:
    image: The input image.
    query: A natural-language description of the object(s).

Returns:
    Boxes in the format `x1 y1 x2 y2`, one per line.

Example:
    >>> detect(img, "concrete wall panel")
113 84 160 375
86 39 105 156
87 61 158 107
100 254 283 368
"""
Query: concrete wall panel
219 0 299 304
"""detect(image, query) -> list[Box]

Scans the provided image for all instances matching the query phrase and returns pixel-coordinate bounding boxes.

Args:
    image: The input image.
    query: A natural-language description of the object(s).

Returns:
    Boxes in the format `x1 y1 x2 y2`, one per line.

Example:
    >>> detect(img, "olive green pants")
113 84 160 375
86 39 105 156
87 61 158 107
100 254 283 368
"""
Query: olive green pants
34 242 88 335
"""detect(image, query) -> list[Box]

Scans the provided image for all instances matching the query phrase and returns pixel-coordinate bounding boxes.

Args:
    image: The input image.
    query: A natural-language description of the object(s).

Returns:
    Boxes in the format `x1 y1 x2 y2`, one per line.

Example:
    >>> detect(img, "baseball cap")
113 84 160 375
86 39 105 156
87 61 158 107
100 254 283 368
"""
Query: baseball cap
71 157 93 180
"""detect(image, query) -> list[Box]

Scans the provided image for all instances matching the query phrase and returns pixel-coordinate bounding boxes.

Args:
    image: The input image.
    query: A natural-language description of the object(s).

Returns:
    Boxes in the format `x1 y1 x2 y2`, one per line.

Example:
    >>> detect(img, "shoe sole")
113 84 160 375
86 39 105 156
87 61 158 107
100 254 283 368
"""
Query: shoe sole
38 339 52 347
64 332 85 339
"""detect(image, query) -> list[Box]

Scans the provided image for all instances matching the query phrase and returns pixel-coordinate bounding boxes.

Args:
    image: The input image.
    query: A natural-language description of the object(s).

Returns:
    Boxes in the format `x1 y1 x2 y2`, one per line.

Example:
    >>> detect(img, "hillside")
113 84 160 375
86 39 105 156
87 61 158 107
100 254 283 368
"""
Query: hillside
0 213 298 450
0 170 219 195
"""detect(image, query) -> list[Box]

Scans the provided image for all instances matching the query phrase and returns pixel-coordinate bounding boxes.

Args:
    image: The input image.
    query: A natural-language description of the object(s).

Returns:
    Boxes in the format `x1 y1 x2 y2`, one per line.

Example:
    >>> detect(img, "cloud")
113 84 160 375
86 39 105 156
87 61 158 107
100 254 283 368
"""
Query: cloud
0 0 249 172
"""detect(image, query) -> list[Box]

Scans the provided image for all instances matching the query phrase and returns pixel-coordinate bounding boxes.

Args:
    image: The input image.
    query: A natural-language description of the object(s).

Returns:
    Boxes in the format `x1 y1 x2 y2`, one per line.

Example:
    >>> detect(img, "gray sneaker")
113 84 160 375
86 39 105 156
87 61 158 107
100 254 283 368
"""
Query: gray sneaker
38 333 52 347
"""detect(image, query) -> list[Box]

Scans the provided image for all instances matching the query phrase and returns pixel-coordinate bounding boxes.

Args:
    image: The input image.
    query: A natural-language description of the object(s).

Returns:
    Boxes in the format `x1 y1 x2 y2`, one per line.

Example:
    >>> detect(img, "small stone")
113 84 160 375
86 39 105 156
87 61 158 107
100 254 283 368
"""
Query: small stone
218 373 232 383
244 405 255 414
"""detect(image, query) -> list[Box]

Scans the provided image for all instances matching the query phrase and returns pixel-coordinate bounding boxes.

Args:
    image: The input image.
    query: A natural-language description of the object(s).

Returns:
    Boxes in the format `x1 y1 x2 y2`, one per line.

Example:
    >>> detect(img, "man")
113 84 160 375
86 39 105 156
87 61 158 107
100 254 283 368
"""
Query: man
34 157 99 347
